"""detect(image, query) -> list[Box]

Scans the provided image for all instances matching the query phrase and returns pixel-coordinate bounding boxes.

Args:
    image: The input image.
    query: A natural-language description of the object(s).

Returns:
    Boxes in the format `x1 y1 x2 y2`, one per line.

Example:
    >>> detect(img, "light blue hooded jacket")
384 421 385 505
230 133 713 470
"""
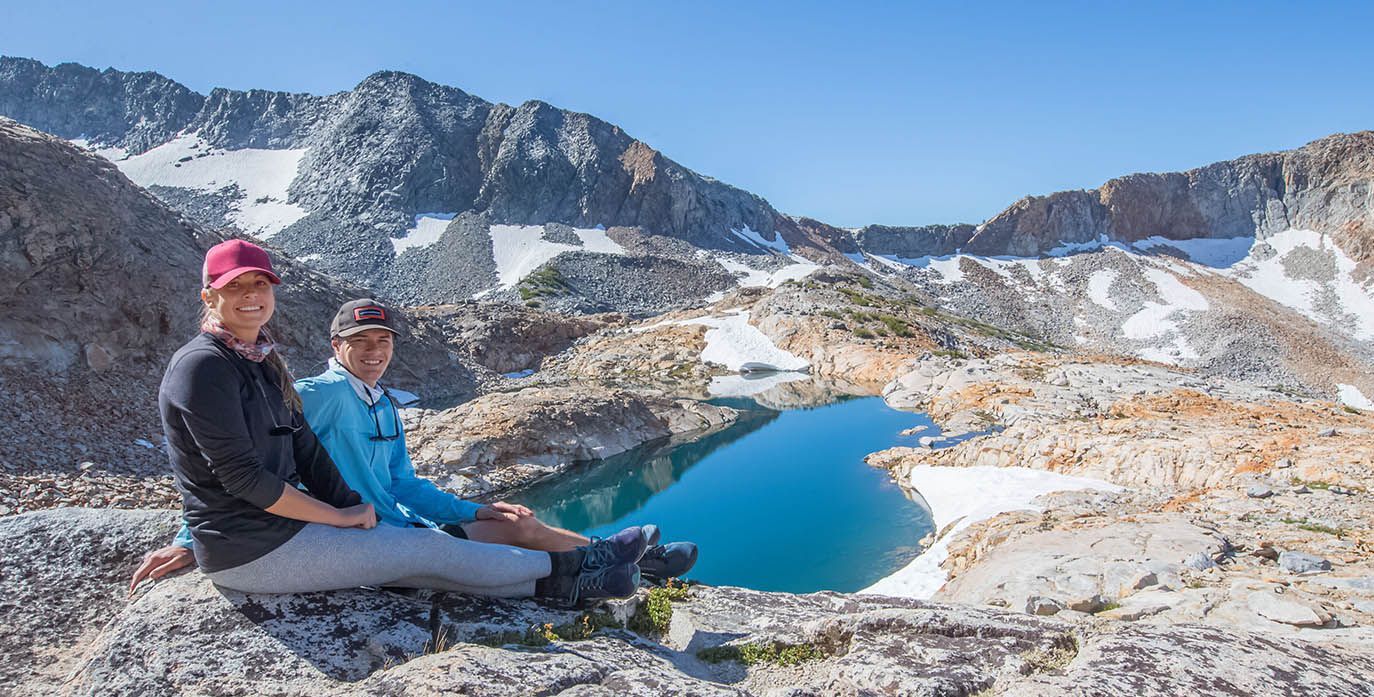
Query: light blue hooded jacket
174 359 480 548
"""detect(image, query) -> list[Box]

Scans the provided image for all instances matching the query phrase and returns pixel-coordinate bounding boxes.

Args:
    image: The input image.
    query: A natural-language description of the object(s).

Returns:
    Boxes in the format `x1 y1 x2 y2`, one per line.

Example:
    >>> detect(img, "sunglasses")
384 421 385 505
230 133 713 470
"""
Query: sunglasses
367 389 401 442
254 377 303 437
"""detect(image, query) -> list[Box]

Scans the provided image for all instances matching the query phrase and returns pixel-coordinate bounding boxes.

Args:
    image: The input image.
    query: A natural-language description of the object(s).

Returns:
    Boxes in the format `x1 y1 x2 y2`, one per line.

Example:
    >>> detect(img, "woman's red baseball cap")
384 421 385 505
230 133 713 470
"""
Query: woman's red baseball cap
202 239 282 289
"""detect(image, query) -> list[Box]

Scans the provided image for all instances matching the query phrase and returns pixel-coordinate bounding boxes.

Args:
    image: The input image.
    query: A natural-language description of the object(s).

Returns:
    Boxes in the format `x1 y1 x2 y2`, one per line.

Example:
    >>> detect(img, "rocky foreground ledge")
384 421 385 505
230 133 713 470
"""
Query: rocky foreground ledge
4 509 1373 696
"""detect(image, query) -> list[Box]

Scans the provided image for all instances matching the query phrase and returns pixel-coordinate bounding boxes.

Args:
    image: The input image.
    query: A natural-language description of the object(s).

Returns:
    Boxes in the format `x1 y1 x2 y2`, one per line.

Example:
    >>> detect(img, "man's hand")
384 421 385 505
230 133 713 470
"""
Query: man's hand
337 503 377 529
475 501 533 522
129 545 194 596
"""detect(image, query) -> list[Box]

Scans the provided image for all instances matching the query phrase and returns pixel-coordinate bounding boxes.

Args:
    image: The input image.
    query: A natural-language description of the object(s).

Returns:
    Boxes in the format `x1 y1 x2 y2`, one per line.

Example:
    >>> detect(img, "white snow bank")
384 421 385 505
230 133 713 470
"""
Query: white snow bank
392 213 458 255
862 466 1121 599
728 225 790 254
1138 230 1374 341
487 224 626 289
880 254 966 283
1133 235 1253 267
1120 268 1209 364
388 388 421 407
652 309 809 372
1086 269 1119 310
717 255 820 289
692 311 809 372
843 252 876 272
1337 384 1374 411
112 135 308 238
1047 235 1110 256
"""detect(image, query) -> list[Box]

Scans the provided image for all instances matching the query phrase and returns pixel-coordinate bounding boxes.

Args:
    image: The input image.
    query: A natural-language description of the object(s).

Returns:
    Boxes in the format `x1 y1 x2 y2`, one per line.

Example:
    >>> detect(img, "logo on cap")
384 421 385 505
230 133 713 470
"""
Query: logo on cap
354 306 386 321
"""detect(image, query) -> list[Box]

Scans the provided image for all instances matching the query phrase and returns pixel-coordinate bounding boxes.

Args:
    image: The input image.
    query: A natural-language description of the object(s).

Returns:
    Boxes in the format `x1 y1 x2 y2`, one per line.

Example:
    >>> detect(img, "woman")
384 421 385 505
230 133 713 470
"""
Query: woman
160 239 644 602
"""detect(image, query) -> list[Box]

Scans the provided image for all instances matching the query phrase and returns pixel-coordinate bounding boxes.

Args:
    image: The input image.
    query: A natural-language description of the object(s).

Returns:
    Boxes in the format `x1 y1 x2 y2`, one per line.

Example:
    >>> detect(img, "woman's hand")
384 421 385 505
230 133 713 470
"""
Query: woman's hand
336 503 377 529
475 501 533 522
129 545 195 596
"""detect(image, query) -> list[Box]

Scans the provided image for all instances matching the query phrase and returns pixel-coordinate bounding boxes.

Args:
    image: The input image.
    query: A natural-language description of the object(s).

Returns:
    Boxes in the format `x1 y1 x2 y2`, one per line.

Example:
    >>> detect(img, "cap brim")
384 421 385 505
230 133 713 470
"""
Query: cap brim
208 267 282 289
334 325 401 338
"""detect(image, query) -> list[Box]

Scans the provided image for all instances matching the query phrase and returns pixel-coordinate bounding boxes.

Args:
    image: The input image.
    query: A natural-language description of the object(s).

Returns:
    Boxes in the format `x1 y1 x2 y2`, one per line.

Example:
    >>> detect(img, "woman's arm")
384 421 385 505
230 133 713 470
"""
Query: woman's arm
265 484 376 528
291 420 366 509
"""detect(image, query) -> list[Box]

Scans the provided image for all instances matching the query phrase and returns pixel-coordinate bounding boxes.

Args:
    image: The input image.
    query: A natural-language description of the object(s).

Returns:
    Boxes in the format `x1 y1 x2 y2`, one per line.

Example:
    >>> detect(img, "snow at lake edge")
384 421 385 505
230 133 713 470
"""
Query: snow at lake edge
861 465 1120 599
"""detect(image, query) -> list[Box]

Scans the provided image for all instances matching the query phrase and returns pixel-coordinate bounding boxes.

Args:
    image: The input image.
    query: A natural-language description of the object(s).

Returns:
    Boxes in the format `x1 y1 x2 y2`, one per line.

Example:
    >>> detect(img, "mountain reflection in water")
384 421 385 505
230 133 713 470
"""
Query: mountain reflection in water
515 409 779 531
512 394 937 593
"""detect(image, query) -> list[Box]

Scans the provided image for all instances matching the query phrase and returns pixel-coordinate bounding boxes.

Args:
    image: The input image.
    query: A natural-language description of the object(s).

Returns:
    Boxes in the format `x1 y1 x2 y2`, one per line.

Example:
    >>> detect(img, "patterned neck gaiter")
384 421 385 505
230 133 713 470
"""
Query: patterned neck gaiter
201 318 276 363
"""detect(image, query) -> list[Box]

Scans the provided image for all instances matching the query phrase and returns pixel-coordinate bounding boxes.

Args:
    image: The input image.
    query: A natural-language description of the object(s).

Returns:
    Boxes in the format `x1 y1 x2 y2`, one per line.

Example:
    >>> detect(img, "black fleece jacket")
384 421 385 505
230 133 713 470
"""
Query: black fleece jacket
159 333 361 572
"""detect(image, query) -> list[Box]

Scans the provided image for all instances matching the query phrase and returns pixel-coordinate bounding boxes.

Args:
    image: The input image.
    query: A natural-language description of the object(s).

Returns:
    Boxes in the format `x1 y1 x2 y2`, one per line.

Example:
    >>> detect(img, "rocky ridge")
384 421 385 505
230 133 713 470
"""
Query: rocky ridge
957 131 1374 259
0 56 799 308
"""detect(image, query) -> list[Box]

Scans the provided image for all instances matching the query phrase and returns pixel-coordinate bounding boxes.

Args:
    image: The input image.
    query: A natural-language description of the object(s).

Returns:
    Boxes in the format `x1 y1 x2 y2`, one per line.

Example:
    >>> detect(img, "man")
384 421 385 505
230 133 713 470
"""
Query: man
131 299 697 592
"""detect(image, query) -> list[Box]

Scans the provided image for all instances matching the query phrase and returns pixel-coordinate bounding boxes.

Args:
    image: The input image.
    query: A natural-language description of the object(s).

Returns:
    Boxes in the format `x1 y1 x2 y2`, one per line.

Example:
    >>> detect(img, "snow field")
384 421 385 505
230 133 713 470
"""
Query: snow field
391 213 458 255
687 310 810 372
728 224 790 254
637 309 810 373
716 255 820 289
110 135 308 238
487 224 626 289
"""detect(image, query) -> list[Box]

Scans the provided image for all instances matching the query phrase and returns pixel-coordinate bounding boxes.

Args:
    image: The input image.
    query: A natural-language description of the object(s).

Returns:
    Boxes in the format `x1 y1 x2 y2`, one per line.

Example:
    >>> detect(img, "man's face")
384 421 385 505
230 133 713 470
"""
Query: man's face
332 328 395 387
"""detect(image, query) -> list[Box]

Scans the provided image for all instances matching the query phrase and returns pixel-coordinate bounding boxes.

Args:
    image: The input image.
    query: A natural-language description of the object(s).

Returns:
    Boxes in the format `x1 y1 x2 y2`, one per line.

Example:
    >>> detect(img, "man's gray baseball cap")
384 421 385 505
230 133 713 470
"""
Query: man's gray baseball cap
330 299 401 338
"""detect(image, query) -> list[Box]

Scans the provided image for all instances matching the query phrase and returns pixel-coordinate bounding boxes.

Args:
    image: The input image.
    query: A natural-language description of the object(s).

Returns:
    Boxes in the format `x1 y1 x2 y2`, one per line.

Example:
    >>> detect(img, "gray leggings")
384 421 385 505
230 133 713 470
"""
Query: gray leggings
205 523 551 597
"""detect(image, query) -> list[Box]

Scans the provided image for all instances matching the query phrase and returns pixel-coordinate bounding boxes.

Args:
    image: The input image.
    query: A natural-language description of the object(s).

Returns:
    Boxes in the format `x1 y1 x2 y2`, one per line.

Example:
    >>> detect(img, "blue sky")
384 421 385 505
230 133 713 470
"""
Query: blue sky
3 1 1372 227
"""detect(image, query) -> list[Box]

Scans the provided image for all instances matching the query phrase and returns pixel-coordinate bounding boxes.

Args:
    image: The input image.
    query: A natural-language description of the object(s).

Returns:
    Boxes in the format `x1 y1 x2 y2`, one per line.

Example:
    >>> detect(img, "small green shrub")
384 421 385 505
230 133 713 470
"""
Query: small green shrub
1281 516 1346 537
877 314 912 337
518 266 572 299
629 586 679 636
698 641 824 666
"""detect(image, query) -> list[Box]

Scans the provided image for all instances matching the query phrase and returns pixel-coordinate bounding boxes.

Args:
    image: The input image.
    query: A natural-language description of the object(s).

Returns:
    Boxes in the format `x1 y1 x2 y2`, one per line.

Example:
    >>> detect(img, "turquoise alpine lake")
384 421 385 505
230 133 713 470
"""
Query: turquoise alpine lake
512 394 939 594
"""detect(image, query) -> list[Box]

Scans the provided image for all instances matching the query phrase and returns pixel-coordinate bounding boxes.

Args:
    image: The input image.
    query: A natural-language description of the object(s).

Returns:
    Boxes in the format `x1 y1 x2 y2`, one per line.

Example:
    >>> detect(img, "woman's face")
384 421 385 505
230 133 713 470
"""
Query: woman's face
203 271 276 339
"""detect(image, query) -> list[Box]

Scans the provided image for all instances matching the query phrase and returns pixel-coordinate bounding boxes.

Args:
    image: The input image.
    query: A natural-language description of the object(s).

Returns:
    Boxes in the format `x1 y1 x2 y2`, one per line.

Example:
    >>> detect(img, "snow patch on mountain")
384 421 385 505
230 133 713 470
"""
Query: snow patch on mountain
391 213 458 255
640 309 810 372
728 225 790 254
1047 235 1111 256
1133 230 1374 340
1337 384 1374 412
844 252 877 272
880 254 966 283
716 256 820 289
1117 269 1209 363
487 224 626 289
686 310 809 372
107 135 307 238
1087 269 1119 310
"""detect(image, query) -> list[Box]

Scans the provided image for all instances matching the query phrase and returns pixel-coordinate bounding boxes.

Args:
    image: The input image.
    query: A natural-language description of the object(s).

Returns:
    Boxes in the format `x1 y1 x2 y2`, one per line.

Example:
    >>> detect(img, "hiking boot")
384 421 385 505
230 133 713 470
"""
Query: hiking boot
581 525 650 571
571 561 640 604
537 559 641 606
639 541 698 584
642 523 662 548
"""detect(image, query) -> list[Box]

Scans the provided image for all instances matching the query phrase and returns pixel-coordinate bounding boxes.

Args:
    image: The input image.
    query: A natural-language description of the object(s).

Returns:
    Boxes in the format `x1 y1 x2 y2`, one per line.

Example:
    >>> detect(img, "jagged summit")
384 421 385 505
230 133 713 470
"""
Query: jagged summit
0 55 795 308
